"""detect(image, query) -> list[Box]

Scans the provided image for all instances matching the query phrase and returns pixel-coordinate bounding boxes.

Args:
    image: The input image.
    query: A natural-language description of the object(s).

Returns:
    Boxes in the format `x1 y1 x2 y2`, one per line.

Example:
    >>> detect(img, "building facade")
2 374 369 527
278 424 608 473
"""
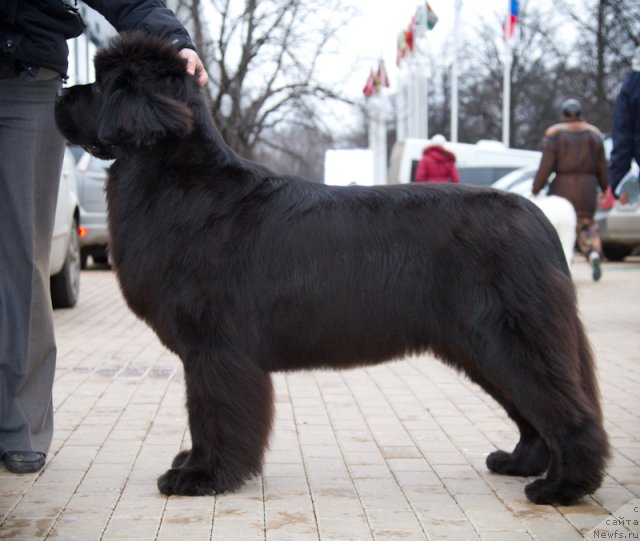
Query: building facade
66 5 115 85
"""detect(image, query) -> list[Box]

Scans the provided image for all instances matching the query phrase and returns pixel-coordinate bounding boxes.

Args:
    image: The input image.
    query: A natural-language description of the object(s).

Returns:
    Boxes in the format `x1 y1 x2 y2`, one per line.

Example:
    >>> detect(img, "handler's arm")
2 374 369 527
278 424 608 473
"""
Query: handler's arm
83 0 208 85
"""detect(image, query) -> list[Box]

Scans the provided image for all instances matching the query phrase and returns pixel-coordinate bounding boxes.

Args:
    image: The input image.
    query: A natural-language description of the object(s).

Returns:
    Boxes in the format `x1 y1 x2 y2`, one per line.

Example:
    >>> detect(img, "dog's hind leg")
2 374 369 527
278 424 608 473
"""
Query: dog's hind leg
157 349 274 496
458 366 550 476
524 417 608 505
484 399 550 477
522 324 609 505
472 316 608 505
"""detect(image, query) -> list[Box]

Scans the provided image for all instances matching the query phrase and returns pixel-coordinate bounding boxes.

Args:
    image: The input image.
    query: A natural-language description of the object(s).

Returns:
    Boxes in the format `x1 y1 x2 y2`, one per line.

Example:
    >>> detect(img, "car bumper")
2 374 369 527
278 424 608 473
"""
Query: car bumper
79 210 109 247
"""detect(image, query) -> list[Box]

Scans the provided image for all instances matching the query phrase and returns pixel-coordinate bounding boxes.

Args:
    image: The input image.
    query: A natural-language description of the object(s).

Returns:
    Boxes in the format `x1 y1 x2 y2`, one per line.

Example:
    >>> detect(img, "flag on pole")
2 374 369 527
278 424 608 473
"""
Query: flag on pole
415 3 439 30
363 69 376 97
396 24 415 65
363 60 390 98
397 3 438 66
405 19 415 53
503 0 519 40
426 2 439 29
376 59 390 89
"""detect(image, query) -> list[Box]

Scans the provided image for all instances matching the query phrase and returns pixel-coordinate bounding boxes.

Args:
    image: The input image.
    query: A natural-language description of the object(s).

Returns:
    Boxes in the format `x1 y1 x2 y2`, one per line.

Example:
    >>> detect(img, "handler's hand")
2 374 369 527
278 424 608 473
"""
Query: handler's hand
178 49 208 87
620 192 630 204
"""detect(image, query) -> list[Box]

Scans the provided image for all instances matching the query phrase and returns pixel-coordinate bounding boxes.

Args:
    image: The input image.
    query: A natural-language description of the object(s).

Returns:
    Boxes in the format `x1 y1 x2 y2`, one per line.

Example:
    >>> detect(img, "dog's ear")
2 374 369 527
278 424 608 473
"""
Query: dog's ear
97 87 194 146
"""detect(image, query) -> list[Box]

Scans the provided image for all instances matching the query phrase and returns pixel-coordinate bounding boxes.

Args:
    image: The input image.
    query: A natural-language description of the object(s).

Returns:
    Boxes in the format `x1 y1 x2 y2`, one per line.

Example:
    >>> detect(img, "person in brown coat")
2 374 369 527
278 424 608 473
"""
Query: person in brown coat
532 99 608 281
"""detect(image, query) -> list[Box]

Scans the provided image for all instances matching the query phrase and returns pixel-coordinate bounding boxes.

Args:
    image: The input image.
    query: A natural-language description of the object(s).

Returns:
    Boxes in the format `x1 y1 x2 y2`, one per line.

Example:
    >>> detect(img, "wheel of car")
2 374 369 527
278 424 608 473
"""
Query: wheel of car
602 244 632 262
92 248 109 266
51 217 81 308
80 249 89 270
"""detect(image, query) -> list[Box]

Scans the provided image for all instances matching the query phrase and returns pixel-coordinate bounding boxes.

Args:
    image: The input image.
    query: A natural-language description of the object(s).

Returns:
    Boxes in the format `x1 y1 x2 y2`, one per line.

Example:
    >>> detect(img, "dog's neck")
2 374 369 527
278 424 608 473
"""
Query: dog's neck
112 95 240 170
187 93 243 169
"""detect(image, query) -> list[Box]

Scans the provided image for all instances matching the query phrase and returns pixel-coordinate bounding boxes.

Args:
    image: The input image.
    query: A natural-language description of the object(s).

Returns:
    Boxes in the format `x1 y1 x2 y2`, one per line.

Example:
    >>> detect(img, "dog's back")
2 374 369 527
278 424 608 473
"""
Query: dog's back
224 181 569 372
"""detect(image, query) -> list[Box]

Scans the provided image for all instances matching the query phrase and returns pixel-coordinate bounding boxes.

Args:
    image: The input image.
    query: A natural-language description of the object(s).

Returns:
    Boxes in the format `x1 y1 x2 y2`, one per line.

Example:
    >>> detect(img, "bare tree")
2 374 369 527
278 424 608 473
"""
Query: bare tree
557 0 640 129
413 0 639 149
252 118 334 181
443 3 568 148
170 0 356 164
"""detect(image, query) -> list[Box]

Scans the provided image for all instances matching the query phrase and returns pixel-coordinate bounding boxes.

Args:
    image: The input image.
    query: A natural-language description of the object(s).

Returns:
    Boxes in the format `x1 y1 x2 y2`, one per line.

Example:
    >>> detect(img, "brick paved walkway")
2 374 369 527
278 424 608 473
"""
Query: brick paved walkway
1 258 639 540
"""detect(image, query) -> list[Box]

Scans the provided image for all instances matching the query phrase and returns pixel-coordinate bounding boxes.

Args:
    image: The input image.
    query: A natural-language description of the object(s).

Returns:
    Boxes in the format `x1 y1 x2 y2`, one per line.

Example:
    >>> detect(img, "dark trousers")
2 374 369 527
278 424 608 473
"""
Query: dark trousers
0 72 65 455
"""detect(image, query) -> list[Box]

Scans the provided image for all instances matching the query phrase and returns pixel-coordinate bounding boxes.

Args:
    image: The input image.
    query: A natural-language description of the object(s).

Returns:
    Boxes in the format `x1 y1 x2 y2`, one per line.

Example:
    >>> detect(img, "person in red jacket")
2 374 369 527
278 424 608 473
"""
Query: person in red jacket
415 135 460 183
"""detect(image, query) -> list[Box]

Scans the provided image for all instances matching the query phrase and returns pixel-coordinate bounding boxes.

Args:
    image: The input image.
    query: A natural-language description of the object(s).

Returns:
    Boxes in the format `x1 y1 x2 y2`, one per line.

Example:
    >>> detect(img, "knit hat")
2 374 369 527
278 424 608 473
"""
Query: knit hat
561 98 582 118
633 44 640 72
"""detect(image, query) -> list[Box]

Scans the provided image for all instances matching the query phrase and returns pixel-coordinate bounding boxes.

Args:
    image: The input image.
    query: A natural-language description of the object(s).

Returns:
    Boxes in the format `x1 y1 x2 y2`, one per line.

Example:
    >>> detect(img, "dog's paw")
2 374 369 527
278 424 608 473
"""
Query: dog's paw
157 468 218 496
487 450 516 474
171 449 191 469
486 445 548 477
524 478 585 506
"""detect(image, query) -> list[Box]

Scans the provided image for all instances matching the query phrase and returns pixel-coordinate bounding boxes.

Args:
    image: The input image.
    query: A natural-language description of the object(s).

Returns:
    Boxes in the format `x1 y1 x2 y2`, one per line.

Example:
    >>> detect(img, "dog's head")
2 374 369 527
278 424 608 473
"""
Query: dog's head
55 31 196 159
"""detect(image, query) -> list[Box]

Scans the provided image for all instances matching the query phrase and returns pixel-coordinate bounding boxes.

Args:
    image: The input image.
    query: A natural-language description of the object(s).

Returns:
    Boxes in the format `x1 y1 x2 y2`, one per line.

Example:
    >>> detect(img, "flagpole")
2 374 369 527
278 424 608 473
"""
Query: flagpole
502 43 510 147
451 0 462 142
502 0 512 147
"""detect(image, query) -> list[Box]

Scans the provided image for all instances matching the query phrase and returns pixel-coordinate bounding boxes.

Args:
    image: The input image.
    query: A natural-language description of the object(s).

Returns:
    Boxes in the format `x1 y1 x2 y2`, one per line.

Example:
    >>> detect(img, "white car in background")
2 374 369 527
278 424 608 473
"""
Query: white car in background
50 147 81 308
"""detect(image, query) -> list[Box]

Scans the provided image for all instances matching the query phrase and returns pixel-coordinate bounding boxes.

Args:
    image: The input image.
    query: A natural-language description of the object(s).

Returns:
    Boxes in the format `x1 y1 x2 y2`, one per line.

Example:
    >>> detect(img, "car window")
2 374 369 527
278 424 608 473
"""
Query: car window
458 167 516 186
410 162 517 186
619 173 640 204
492 167 536 191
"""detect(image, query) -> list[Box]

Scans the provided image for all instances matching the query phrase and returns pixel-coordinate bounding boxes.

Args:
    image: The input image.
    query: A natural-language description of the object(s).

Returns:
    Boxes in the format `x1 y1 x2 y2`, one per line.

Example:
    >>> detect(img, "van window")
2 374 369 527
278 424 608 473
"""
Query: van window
458 167 516 186
409 161 516 186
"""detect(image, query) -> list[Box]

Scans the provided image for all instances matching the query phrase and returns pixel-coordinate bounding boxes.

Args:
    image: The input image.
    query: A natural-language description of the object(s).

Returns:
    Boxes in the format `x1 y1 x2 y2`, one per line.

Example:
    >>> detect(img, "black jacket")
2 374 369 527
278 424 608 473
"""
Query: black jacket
608 71 640 195
0 0 194 76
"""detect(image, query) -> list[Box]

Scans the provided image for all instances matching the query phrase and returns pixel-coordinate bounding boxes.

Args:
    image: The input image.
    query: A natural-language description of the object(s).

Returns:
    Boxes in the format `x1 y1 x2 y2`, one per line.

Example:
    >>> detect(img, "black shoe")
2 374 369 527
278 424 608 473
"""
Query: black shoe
2 451 46 474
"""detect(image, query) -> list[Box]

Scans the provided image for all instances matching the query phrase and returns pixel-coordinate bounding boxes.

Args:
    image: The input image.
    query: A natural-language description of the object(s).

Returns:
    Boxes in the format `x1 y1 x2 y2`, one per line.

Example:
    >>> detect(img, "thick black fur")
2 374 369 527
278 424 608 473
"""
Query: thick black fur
55 32 609 505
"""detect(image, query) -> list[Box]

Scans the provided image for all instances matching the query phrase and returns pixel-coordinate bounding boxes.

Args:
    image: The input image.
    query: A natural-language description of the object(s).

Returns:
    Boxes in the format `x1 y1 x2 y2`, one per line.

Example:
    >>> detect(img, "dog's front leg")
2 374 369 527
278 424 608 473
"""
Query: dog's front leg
157 349 274 496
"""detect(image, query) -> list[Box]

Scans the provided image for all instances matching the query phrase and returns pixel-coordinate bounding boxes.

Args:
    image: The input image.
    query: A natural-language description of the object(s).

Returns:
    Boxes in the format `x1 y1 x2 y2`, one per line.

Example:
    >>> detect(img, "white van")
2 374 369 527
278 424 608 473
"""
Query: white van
388 137 542 186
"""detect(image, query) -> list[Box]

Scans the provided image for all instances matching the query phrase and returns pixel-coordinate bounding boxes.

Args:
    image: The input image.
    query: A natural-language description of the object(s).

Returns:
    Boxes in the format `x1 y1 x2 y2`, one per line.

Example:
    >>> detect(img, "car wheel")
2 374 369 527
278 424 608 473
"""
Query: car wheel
602 244 632 262
80 249 88 270
92 248 109 266
51 217 81 308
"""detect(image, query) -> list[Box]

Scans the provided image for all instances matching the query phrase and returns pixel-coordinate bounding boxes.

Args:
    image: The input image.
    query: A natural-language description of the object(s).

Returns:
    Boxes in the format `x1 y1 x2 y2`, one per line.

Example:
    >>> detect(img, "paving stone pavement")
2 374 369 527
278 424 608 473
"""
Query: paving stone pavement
1 257 639 541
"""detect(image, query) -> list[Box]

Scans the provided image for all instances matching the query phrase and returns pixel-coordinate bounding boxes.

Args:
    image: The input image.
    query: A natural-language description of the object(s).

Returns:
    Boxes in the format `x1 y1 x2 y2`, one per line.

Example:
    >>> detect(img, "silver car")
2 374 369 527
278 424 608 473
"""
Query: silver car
69 146 112 268
595 138 640 261
595 174 640 260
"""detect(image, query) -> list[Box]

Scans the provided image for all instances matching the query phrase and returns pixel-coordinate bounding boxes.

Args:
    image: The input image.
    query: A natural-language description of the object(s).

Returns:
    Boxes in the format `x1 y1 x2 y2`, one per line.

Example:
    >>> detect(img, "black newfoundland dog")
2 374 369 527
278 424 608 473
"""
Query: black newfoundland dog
55 32 609 505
